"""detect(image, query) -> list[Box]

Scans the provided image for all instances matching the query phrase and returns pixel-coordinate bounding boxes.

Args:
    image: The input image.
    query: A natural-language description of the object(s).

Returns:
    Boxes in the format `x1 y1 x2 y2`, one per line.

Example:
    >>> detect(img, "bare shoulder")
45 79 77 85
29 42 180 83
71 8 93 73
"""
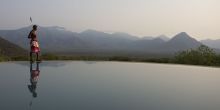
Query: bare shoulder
33 30 37 35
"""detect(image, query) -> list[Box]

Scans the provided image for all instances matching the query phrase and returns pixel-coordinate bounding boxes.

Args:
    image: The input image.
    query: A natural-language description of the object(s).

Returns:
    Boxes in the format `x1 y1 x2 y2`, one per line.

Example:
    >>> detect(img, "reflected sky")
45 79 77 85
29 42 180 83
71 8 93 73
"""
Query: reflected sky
0 61 220 110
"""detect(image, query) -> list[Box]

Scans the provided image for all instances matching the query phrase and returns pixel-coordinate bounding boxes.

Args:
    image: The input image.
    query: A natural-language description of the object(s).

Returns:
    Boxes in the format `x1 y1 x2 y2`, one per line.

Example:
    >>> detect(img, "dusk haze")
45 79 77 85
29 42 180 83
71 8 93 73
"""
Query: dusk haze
1 0 220 110
0 0 220 39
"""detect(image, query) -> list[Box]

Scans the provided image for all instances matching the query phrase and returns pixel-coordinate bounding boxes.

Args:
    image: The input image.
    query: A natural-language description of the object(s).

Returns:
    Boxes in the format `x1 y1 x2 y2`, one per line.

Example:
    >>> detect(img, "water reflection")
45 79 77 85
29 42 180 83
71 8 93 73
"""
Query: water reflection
15 61 69 67
28 62 41 109
1 62 220 110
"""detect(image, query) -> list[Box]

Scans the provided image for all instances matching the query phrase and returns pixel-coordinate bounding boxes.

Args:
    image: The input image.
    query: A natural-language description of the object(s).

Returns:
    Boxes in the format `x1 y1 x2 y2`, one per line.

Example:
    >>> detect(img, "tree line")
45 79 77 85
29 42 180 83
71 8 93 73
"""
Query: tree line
174 45 220 66
1 45 220 67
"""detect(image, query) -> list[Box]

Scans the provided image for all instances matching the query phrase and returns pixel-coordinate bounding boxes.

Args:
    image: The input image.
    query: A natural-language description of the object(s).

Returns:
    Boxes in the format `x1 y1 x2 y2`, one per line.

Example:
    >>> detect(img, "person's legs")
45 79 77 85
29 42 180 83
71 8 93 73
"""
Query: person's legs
36 52 41 61
30 52 33 62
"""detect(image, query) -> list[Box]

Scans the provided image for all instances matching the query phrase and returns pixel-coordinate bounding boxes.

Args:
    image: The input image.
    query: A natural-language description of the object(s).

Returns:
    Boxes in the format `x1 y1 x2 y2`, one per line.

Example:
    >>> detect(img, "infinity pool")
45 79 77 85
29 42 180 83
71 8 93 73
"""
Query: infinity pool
0 61 220 110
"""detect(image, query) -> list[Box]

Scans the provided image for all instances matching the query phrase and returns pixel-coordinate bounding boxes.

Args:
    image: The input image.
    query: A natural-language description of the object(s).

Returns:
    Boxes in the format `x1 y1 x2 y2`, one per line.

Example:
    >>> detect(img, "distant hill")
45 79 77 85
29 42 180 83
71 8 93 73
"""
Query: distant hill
111 32 139 41
129 32 202 54
142 36 154 40
79 30 138 50
0 36 27 57
162 32 202 51
131 38 165 51
0 26 89 53
0 26 206 57
142 35 169 41
157 35 170 41
201 39 220 49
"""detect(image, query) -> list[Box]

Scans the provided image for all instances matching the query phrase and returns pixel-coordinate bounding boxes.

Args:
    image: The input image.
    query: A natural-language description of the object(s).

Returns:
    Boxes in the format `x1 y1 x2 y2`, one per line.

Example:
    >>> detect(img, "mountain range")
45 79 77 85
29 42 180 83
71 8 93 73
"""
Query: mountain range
201 39 220 49
0 26 216 57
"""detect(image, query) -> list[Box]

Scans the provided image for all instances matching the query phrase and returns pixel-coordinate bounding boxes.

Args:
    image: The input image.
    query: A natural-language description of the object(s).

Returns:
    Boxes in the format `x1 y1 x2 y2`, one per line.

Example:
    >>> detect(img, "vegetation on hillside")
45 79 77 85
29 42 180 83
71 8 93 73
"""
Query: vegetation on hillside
0 53 10 62
174 45 219 66
1 45 220 67
0 37 27 57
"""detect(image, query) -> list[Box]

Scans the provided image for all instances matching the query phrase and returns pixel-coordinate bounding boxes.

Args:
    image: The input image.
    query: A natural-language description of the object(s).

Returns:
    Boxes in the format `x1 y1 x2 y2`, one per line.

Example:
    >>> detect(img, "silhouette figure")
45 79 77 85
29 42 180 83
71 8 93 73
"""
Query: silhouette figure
28 62 40 98
28 25 41 62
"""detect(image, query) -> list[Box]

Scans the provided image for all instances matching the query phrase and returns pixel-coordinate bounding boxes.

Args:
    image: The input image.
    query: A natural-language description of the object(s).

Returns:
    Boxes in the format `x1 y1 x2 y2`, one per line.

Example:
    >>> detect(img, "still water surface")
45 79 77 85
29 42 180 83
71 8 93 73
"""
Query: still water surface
0 61 220 110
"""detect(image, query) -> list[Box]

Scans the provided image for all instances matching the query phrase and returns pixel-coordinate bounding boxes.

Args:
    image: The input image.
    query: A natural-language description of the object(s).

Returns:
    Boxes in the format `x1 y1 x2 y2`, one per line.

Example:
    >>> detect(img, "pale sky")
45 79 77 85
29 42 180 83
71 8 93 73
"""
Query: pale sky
0 0 219 40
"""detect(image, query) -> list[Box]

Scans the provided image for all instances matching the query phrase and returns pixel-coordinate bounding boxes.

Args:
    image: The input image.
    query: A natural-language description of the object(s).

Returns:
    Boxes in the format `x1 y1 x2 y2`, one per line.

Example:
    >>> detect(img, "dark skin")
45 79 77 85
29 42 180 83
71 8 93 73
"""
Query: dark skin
30 51 40 62
28 26 41 62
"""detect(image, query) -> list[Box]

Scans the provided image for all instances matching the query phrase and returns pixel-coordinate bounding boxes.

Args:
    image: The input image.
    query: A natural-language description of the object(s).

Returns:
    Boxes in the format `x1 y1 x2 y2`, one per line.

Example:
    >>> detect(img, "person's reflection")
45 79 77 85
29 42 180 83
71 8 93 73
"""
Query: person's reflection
28 62 40 98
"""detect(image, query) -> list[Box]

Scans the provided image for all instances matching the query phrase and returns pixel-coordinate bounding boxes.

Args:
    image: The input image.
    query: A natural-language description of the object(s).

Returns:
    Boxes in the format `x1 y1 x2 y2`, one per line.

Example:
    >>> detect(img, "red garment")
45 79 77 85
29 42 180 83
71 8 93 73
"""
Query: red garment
31 70 40 78
29 30 40 53
31 70 40 83
31 41 40 53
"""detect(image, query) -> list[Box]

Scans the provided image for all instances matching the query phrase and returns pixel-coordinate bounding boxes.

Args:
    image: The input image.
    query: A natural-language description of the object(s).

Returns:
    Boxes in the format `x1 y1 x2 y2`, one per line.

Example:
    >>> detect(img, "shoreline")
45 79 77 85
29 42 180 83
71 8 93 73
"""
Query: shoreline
1 57 220 68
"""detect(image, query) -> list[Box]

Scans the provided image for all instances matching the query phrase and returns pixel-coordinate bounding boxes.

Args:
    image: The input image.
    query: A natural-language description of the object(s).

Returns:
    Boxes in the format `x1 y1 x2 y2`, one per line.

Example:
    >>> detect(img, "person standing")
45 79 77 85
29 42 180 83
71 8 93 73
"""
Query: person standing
28 25 41 62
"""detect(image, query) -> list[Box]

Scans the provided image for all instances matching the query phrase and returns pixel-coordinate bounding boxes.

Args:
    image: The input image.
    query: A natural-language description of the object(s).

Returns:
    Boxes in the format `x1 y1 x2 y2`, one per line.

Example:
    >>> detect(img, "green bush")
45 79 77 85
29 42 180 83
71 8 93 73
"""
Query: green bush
0 55 10 62
11 56 28 61
42 53 59 60
175 45 217 66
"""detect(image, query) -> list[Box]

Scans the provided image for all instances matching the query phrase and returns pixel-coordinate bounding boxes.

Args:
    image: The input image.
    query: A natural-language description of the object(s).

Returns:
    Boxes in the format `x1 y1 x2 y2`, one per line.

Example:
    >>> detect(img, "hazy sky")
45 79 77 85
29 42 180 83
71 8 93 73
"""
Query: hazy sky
0 0 219 39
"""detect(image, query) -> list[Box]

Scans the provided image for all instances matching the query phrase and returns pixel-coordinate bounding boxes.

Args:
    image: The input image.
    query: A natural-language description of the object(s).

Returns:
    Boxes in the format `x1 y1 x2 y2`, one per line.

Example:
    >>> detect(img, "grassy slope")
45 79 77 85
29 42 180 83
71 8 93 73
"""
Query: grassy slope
0 36 27 57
